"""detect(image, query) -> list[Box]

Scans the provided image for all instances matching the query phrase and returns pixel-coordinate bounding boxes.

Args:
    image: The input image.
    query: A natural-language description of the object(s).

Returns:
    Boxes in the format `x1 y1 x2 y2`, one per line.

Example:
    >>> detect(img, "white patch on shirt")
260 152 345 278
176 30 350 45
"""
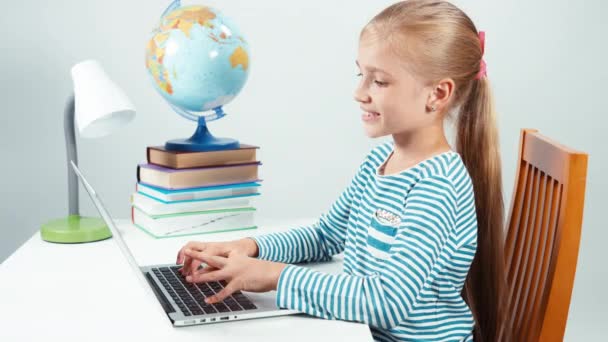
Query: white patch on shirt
375 208 401 226
367 208 401 260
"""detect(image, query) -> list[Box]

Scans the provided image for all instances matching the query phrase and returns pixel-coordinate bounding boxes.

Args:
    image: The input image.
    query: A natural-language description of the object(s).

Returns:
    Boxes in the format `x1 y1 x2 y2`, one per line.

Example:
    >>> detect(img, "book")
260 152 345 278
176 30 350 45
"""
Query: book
136 181 262 202
147 144 258 169
137 162 261 190
131 191 258 216
131 206 257 238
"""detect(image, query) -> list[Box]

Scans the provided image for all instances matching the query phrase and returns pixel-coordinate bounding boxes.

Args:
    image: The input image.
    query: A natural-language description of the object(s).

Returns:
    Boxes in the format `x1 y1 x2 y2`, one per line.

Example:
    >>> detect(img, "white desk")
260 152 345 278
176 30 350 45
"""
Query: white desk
0 218 372 342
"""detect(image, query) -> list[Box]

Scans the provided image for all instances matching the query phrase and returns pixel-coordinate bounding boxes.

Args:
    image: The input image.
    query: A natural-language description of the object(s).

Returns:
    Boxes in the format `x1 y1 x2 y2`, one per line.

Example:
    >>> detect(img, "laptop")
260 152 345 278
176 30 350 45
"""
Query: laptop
70 160 301 326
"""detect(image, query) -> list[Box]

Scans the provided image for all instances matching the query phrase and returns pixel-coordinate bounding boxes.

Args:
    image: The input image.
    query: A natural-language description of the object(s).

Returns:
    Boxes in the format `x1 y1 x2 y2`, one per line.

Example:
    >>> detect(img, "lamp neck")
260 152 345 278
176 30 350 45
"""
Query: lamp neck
64 94 79 216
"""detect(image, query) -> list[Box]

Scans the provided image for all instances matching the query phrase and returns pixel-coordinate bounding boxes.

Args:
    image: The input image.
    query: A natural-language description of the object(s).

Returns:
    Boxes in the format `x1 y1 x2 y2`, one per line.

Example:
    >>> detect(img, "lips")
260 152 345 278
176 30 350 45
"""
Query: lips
362 111 381 122
361 109 380 116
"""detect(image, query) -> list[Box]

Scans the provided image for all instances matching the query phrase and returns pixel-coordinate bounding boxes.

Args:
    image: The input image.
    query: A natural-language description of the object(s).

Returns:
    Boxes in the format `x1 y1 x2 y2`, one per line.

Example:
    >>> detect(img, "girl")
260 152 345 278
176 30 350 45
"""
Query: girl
177 1 508 341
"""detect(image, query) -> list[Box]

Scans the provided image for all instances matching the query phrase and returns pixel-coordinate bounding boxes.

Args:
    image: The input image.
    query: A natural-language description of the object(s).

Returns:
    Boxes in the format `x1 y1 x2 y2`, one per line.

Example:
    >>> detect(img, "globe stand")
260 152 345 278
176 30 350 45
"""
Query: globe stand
165 115 240 152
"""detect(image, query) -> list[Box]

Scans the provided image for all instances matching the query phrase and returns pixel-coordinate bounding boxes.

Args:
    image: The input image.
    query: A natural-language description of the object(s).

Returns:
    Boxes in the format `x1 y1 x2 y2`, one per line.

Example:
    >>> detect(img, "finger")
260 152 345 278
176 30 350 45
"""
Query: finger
184 250 228 269
187 256 211 276
177 247 186 265
182 243 209 274
177 243 192 265
195 265 218 276
183 255 200 276
183 265 218 279
186 256 199 276
206 281 239 304
176 244 190 264
181 255 194 276
183 250 202 276
188 246 222 274
180 241 208 259
189 259 204 274
186 268 227 284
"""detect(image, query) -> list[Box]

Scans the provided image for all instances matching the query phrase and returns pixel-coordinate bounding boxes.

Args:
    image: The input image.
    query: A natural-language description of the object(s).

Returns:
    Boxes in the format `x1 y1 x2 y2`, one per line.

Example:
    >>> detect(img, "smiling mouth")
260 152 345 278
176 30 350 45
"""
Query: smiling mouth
362 111 381 121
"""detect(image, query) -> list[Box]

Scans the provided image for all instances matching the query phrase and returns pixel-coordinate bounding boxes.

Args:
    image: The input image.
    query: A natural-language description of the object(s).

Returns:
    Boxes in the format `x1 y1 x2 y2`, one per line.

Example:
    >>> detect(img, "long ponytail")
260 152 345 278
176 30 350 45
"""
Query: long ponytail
457 77 510 342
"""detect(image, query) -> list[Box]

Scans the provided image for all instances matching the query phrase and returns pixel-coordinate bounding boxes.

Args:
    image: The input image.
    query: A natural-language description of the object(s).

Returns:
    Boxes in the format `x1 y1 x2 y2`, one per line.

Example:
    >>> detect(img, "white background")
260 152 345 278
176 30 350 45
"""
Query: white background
1 1 606 339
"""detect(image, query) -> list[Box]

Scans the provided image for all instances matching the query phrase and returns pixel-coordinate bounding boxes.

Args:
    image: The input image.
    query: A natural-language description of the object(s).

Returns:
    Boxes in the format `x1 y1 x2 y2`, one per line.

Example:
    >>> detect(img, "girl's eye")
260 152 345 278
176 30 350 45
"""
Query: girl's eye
356 73 388 87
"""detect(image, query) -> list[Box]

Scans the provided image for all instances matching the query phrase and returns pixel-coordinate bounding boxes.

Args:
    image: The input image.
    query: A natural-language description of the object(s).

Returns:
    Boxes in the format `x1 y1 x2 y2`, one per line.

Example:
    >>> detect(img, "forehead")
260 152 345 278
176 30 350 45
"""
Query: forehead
356 38 404 74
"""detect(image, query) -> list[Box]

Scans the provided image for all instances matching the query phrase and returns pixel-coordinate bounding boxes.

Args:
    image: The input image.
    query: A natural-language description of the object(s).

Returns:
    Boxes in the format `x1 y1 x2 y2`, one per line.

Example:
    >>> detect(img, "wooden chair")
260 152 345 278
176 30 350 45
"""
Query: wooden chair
503 128 588 341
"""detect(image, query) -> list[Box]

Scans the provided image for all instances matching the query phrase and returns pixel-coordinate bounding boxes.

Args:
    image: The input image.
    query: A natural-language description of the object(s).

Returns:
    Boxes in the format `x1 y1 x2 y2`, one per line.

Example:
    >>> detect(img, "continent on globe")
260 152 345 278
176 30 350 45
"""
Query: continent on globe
230 46 249 71
160 6 216 38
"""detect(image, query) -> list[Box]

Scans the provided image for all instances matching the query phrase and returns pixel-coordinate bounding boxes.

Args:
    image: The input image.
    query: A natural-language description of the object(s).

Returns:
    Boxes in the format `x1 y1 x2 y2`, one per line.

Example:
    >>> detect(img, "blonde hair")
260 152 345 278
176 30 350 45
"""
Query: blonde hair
361 1 509 341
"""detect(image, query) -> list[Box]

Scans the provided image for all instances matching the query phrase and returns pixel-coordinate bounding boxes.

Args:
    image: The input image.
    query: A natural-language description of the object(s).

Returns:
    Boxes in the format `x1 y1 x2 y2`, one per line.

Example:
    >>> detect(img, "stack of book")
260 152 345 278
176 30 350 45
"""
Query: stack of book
131 144 262 238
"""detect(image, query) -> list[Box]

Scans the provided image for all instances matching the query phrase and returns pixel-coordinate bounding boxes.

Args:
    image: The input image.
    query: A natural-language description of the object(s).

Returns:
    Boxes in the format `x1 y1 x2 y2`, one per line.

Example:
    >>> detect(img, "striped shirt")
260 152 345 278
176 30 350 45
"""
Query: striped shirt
252 142 477 341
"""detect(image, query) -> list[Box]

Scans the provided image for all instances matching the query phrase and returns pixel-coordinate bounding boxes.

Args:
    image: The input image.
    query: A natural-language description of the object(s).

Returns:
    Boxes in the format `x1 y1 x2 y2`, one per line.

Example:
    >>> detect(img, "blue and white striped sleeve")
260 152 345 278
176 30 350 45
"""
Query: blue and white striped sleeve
274 175 458 329
250 160 368 264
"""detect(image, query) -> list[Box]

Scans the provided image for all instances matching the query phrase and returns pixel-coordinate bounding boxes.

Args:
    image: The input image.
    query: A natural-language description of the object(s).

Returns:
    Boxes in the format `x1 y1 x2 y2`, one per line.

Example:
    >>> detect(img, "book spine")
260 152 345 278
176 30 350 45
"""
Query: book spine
132 192 254 216
137 185 260 203
133 208 257 238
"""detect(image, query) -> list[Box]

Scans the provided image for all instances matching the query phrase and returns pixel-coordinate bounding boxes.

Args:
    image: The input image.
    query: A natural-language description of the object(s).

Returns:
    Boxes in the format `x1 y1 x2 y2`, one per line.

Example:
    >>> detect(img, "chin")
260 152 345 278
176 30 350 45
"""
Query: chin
363 128 386 139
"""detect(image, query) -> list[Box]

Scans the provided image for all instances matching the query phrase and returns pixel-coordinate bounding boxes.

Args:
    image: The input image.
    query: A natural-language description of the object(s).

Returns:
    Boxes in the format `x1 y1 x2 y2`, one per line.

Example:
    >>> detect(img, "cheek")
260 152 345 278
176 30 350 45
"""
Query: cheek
379 90 426 127
379 91 412 120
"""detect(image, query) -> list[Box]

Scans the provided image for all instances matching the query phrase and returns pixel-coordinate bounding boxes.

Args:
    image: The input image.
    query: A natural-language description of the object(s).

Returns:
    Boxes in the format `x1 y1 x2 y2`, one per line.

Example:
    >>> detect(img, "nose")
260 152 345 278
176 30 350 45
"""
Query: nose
353 84 371 104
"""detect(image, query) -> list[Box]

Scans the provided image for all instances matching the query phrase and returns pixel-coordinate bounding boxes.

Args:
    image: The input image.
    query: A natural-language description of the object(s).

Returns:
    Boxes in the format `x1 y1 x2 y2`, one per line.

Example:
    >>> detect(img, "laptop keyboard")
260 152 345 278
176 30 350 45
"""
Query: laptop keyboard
152 266 257 316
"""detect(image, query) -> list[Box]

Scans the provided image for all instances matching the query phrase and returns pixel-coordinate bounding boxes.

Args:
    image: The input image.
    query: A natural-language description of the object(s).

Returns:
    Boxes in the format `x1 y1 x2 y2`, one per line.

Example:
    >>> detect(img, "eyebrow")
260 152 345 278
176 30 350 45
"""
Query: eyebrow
355 60 391 76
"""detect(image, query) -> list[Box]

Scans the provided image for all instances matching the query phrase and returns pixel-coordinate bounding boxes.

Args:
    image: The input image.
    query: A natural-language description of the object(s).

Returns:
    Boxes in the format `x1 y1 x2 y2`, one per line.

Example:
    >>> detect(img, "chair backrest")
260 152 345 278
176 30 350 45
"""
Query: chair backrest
503 128 588 341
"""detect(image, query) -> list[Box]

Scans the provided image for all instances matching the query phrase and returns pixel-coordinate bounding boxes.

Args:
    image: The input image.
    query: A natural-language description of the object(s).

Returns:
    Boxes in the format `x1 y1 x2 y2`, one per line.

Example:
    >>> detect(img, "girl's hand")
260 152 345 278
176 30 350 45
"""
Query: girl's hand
183 248 287 304
176 238 259 277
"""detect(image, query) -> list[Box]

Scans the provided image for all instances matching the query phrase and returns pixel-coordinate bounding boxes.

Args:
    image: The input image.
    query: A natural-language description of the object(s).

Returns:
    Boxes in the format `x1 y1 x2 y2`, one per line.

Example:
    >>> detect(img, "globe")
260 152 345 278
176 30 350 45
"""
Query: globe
145 0 250 151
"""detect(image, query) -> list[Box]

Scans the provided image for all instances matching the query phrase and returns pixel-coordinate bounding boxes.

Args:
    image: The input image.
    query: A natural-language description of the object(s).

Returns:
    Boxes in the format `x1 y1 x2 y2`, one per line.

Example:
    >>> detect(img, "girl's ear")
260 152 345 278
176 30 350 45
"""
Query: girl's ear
426 78 455 113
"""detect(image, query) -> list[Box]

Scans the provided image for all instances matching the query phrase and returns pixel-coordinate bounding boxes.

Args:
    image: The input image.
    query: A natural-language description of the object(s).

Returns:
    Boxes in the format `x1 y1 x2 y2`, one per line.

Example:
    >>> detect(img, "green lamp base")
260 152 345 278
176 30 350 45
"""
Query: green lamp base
40 215 112 243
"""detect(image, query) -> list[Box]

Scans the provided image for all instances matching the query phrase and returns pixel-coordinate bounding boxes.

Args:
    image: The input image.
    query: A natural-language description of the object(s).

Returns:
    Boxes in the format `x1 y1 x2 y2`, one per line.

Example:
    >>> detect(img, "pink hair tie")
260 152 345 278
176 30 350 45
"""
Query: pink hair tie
475 31 487 80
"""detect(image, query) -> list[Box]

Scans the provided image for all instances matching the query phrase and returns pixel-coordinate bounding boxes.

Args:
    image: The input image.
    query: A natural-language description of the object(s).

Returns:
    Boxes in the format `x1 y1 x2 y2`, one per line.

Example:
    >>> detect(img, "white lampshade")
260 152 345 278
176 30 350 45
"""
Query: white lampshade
71 60 136 138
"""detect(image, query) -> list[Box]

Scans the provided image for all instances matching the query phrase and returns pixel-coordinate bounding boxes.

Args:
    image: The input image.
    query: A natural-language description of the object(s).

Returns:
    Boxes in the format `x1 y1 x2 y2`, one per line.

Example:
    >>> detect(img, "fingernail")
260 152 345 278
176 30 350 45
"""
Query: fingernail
186 276 192 281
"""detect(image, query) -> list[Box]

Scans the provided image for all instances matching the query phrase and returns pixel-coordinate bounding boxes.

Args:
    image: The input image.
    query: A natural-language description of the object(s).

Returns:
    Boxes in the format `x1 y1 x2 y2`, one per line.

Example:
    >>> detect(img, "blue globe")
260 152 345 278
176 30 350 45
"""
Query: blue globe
145 3 250 120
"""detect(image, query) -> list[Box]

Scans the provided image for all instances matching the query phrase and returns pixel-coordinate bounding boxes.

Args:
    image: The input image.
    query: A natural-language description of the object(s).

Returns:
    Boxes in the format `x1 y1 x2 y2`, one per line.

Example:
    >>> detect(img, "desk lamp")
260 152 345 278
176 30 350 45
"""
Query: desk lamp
40 60 136 243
